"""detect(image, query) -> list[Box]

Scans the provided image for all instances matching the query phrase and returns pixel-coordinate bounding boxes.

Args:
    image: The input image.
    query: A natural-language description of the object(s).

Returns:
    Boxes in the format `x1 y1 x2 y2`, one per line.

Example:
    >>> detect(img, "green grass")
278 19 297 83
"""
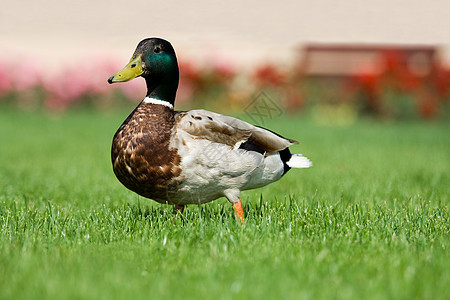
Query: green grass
0 108 448 300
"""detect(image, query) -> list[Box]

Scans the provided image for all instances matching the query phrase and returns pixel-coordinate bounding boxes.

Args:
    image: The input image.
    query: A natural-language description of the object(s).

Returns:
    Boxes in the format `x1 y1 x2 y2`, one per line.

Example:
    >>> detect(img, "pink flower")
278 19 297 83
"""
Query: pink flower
12 59 42 91
117 77 146 100
0 61 13 95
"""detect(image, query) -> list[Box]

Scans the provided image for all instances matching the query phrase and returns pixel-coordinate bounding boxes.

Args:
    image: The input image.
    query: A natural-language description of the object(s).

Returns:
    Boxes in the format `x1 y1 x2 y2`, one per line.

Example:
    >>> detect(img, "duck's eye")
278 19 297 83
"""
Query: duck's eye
130 63 137 68
154 46 162 54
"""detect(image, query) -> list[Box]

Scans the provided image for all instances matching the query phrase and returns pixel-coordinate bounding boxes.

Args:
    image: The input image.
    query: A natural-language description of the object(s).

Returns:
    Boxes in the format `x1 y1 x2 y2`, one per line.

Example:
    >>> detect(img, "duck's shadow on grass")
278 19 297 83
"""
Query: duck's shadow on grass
125 194 302 226
127 200 241 225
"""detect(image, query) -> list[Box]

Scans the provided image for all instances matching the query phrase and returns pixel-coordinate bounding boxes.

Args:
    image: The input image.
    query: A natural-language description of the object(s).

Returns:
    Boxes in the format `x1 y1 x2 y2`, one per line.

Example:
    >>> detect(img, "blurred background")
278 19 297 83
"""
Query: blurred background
1 0 449 120
2 2 449 298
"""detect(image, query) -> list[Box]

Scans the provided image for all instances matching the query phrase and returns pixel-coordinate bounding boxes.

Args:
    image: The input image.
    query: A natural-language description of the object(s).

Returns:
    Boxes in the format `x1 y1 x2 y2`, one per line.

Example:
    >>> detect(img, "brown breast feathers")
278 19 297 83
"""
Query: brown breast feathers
111 103 182 203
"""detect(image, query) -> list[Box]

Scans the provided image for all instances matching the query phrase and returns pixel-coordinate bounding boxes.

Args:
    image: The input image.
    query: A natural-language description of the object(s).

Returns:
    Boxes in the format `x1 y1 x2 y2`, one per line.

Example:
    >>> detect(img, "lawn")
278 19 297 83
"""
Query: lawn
0 108 448 300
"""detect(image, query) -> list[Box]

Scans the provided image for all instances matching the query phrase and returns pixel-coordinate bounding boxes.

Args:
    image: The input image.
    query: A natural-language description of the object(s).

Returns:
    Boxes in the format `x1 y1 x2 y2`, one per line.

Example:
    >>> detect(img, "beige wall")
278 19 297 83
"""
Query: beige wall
1 0 449 69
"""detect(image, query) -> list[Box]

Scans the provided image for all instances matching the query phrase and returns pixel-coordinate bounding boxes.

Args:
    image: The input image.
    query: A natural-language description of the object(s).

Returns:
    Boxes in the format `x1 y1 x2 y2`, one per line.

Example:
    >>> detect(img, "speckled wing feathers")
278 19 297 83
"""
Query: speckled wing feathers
175 109 296 154
175 110 251 147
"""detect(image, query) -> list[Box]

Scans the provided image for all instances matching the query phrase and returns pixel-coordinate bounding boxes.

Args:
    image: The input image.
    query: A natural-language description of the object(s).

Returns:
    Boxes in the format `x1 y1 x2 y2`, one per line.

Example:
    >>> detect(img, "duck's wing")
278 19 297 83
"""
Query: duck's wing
175 109 297 154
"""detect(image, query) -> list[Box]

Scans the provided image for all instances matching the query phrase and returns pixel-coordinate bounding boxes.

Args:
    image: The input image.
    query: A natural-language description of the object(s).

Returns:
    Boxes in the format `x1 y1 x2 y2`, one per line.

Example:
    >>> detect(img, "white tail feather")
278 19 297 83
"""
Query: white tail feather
286 154 312 169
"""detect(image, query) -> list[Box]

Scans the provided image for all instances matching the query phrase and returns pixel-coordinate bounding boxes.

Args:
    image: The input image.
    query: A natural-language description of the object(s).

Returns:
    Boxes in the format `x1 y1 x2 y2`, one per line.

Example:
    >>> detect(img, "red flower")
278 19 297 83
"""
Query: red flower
253 64 286 86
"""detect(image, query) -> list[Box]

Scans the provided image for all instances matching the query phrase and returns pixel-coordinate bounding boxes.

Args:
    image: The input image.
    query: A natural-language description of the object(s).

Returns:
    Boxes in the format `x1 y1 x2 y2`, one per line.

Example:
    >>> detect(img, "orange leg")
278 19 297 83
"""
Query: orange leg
232 200 244 222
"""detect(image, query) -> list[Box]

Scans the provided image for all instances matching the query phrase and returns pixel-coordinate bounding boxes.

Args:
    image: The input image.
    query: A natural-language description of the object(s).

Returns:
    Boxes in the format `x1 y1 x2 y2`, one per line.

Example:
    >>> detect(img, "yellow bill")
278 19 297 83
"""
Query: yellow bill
108 56 144 84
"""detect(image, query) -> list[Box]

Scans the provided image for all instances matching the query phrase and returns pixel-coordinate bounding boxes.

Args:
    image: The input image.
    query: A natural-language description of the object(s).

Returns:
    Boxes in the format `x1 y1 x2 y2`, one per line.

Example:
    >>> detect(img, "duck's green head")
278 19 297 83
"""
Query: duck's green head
108 38 179 103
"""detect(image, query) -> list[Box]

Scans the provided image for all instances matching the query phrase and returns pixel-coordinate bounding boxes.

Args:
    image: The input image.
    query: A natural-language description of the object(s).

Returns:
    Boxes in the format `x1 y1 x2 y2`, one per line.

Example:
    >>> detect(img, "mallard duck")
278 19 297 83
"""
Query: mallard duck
108 38 311 221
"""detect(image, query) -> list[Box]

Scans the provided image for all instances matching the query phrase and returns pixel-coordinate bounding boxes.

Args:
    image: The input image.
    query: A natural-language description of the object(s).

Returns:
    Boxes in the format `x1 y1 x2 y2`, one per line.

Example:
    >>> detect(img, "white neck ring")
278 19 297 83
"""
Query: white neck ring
143 97 174 109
